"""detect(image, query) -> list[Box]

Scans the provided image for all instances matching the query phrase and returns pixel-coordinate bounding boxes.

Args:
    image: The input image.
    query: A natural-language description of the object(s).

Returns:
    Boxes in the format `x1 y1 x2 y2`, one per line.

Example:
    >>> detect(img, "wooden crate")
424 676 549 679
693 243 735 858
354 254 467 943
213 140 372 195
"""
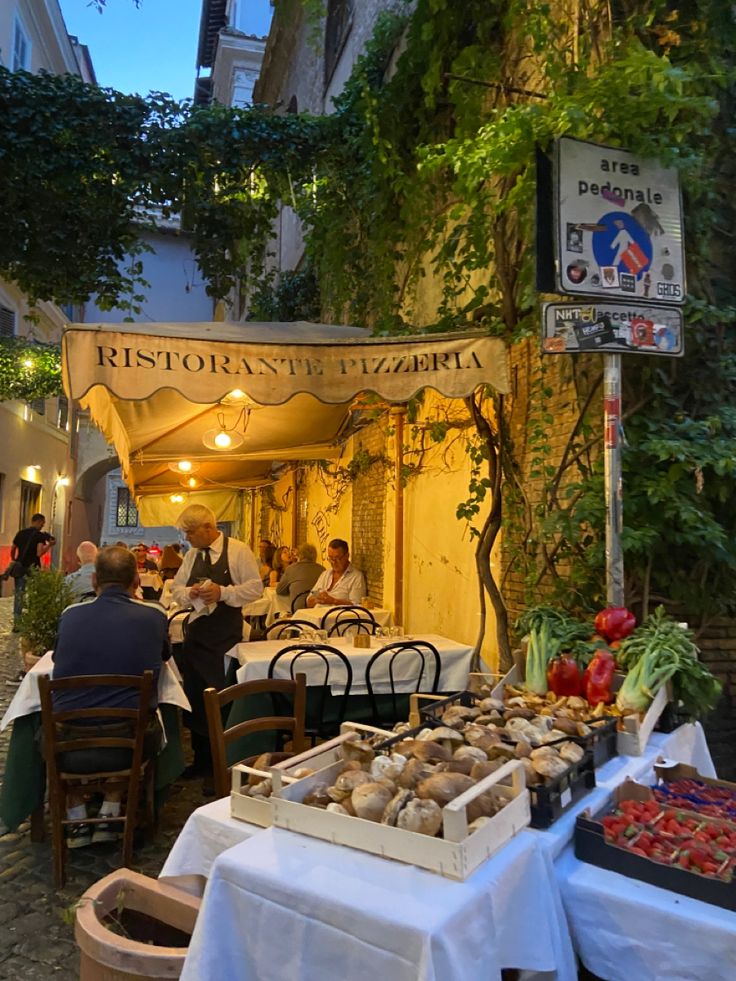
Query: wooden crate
231 723 395 827
270 734 531 880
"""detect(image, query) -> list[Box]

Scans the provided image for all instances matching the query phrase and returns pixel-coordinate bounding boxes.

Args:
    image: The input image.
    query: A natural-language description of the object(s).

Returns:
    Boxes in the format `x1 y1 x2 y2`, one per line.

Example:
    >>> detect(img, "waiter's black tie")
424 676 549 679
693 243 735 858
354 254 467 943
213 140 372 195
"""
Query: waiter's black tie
201 547 212 573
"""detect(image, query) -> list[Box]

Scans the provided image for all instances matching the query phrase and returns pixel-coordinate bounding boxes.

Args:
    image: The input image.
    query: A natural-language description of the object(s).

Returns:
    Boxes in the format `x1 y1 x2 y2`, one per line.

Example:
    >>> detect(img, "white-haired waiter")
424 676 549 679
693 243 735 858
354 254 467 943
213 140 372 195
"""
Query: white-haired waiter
171 505 262 788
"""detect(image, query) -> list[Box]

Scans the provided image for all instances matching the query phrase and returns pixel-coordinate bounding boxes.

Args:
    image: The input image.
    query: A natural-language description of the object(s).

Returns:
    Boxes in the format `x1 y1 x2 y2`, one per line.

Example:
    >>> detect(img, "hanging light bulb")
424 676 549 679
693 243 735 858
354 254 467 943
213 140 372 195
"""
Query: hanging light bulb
169 493 185 504
167 460 201 475
181 476 200 489
202 408 249 451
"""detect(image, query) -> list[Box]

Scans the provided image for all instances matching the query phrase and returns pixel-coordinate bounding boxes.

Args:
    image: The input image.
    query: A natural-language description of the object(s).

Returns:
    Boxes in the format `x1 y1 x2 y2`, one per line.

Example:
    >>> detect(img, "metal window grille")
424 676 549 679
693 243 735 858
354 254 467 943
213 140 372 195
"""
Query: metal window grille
0 305 15 338
116 487 139 528
57 396 69 430
30 398 45 416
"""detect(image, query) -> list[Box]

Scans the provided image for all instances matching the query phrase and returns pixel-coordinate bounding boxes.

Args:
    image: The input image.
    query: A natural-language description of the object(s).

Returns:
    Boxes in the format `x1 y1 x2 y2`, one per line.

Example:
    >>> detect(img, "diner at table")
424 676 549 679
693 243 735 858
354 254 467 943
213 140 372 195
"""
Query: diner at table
307 538 366 607
276 542 324 611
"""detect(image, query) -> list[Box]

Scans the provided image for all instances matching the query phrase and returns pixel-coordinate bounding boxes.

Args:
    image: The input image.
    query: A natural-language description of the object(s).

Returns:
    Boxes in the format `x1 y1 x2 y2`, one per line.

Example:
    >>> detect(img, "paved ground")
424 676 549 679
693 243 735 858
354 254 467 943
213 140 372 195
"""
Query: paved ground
0 596 204 980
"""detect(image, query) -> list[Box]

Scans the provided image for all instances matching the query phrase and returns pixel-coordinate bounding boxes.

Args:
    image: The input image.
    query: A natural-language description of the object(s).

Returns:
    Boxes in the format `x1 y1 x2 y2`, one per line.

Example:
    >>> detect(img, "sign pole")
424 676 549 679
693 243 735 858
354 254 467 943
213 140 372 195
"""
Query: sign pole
603 354 624 605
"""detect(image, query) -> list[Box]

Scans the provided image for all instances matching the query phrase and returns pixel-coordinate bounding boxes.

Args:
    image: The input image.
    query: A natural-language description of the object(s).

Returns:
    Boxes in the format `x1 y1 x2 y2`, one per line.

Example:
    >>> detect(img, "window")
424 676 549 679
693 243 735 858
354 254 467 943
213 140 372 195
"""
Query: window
57 396 69 430
30 398 45 416
19 479 41 528
324 0 352 85
115 487 138 528
0 305 15 338
12 16 31 72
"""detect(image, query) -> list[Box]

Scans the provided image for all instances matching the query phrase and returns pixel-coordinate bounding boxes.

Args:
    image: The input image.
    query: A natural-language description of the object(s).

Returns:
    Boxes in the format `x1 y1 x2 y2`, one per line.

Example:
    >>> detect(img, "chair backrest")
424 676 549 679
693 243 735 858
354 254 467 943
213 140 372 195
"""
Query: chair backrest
291 589 311 613
167 608 190 639
268 643 353 739
365 640 441 727
321 605 377 636
38 671 155 888
265 619 316 640
203 673 307 800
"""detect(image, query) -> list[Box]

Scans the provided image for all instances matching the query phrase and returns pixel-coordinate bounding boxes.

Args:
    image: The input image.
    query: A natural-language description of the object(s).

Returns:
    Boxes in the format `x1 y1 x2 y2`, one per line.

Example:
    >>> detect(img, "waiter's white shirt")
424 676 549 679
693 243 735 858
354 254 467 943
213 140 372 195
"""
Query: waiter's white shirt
311 562 366 605
171 533 263 609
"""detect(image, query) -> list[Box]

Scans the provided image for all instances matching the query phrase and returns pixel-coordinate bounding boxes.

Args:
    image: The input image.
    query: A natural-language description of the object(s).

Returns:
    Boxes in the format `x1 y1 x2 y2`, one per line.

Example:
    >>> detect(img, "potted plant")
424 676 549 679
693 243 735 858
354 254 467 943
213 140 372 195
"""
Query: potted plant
17 567 76 668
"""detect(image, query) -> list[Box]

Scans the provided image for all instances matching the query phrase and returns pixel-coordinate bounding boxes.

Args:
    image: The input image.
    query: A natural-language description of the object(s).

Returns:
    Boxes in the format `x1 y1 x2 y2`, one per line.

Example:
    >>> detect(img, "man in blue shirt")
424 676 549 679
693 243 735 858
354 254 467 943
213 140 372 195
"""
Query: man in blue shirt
53 546 169 847
65 540 98 602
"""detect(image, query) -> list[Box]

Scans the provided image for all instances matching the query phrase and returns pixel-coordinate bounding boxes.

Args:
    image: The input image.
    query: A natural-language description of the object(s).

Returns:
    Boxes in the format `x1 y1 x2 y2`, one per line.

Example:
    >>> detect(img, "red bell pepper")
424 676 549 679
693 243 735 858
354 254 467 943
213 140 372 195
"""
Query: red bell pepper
583 648 616 705
594 607 636 643
546 654 582 697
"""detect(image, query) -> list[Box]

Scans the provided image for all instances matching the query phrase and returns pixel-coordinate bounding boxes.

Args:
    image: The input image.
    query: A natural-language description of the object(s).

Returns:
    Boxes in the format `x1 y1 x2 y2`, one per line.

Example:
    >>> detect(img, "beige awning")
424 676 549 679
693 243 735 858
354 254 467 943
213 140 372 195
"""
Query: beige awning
137 489 241 527
62 321 508 497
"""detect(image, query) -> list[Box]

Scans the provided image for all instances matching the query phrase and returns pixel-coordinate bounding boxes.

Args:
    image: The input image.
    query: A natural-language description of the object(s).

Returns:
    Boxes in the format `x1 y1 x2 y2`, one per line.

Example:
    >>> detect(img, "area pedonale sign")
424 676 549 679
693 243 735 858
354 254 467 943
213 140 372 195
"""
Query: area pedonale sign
555 136 685 306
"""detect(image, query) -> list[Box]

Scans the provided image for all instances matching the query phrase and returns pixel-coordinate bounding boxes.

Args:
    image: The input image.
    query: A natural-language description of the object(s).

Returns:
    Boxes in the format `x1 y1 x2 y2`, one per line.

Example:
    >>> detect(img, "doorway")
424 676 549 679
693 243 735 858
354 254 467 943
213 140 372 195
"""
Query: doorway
19 479 41 528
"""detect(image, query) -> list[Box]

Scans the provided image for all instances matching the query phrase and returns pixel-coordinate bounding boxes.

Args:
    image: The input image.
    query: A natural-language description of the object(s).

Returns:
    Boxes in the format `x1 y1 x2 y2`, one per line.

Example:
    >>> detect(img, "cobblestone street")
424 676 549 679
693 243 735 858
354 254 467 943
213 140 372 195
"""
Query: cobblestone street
0 596 202 980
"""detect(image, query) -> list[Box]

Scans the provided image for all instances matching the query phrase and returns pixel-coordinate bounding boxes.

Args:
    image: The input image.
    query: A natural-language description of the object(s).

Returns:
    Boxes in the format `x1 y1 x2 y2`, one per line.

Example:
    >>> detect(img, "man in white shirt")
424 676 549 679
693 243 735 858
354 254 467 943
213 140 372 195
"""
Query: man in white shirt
307 539 366 608
171 505 262 784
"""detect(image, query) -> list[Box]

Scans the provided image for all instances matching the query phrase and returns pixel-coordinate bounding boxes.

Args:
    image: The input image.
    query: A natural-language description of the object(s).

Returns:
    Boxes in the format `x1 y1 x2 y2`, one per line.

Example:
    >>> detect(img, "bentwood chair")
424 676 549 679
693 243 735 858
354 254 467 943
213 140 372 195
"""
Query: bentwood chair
291 589 311 613
322 605 378 637
365 640 442 728
38 671 155 888
203 674 307 800
265 619 317 640
268 644 353 743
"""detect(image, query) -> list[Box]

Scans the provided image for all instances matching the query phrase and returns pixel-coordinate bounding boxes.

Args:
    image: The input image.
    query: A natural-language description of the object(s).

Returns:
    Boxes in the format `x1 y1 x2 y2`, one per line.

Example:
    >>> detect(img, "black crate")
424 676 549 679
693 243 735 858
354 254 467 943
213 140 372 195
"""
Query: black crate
528 750 596 828
419 689 618 770
575 802 736 911
654 702 692 734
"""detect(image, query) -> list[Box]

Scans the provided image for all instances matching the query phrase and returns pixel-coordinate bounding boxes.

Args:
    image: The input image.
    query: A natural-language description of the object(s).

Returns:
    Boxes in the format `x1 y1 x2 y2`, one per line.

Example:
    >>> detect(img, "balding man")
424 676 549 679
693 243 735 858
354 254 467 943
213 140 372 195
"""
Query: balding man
171 505 262 786
52 546 169 847
66 541 99 601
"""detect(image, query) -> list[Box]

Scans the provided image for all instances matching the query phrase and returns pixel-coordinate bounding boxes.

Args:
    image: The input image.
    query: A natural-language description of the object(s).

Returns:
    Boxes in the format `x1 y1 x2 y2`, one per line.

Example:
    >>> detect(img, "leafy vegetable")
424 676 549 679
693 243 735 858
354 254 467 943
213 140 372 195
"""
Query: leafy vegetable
525 621 559 695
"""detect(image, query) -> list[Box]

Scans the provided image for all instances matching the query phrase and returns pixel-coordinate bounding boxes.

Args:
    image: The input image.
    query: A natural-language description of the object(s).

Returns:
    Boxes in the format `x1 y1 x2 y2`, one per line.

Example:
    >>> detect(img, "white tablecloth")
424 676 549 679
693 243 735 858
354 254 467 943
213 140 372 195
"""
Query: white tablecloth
296 604 393 631
160 797 259 882
228 633 473 695
552 723 728 981
0 650 190 730
181 827 577 981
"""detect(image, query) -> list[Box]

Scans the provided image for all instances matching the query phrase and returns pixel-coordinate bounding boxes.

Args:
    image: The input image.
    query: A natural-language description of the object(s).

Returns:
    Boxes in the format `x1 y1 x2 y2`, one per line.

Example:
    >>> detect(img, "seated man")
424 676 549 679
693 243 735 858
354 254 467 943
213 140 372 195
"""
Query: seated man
307 538 366 608
65 540 98 601
276 542 325 611
52 546 170 848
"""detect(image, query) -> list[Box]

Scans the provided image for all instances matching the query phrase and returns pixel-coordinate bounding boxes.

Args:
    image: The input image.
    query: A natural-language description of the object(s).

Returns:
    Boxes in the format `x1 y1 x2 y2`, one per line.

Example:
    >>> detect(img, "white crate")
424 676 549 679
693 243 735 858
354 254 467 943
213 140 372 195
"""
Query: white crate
230 723 395 827
270 734 531 880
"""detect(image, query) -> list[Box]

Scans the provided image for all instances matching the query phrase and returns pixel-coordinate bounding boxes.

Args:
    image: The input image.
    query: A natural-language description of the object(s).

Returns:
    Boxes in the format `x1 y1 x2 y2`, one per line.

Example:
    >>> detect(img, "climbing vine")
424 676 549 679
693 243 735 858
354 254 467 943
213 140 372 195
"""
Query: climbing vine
1 0 736 646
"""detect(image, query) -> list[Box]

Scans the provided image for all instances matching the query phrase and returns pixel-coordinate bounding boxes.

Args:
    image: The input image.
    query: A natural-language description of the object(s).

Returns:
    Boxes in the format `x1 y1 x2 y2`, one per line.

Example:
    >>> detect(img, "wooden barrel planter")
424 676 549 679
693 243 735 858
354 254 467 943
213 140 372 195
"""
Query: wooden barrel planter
75 869 201 980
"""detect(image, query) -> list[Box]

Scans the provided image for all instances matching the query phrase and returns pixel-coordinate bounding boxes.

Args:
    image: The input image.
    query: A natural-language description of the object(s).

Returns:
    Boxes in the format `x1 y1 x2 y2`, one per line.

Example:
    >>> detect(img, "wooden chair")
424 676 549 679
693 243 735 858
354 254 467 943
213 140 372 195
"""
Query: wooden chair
203 674 307 800
322 605 377 637
265 619 316 640
38 671 156 888
268 644 353 743
365 640 442 727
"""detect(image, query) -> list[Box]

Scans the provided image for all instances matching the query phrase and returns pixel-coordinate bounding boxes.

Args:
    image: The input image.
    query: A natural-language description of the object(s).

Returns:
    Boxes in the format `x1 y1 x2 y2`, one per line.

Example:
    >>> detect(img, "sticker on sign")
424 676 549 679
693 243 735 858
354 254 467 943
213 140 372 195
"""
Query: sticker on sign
542 301 684 357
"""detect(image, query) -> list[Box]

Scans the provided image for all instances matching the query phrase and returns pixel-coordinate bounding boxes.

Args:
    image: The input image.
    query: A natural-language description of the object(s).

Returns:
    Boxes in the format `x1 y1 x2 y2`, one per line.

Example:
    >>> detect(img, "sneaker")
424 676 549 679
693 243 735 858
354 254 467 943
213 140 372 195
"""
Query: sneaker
92 821 121 844
66 824 92 849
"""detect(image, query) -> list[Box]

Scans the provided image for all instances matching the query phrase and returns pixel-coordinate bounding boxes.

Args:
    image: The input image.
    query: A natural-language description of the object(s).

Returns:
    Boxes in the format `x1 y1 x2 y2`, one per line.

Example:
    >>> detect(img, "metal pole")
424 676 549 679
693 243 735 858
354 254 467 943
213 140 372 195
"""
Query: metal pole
603 354 624 605
391 406 406 626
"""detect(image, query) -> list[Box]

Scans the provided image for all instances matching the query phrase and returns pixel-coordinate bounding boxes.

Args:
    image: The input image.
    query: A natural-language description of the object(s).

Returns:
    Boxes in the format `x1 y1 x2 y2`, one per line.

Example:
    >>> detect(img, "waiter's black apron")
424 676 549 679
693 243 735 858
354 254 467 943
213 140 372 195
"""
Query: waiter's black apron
181 537 242 737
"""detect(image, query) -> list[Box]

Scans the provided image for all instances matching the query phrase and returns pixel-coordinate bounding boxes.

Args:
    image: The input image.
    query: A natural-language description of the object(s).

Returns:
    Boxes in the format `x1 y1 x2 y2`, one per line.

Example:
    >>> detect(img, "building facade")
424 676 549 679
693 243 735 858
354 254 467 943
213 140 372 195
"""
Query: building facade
0 0 94 587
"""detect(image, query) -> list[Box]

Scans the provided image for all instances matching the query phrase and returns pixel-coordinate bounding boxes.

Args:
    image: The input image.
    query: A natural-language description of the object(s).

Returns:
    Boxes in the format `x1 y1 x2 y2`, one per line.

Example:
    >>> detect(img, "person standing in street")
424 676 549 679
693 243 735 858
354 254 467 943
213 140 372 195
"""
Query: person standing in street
171 505 262 791
10 513 55 631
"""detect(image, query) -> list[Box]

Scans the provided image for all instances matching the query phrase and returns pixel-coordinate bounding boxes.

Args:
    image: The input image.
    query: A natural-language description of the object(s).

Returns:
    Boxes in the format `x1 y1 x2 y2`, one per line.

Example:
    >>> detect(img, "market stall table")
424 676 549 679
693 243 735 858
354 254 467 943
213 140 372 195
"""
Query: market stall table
0 651 190 833
180 827 577 981
160 796 257 884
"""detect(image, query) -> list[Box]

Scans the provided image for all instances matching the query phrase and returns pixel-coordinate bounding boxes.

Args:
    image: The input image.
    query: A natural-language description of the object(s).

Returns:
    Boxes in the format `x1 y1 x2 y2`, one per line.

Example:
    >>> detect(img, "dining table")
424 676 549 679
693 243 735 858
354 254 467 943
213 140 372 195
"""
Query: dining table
0 651 190 834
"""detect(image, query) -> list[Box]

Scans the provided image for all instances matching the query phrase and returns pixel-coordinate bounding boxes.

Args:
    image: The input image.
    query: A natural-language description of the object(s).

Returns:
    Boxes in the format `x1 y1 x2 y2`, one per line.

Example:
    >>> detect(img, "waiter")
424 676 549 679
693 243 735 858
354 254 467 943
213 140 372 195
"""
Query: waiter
171 505 262 786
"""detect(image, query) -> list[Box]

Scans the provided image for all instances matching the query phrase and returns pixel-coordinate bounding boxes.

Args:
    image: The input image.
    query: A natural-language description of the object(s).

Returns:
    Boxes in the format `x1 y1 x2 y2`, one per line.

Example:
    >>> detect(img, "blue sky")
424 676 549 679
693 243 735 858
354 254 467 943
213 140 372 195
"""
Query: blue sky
59 0 273 102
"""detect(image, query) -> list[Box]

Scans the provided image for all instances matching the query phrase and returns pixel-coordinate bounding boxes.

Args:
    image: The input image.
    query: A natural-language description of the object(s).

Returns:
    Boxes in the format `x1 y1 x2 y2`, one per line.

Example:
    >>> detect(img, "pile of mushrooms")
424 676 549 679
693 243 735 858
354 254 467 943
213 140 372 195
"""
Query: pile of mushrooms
238 753 314 800
302 733 508 837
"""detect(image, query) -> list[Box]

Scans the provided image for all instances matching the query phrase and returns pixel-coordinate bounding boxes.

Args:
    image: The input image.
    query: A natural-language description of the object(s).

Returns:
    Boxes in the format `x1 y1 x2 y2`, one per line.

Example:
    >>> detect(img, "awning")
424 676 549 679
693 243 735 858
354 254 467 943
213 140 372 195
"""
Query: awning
62 321 508 498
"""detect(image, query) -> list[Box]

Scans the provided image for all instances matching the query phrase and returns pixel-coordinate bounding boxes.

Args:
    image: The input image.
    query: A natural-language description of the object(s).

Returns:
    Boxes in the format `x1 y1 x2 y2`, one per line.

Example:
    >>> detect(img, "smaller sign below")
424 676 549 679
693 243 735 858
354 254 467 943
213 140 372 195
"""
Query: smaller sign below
542 302 684 357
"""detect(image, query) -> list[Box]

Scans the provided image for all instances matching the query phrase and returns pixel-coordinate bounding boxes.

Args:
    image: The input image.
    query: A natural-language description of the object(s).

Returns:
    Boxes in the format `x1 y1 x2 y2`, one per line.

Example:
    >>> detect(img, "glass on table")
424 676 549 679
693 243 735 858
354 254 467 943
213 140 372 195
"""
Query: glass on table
391 625 404 640
314 629 328 643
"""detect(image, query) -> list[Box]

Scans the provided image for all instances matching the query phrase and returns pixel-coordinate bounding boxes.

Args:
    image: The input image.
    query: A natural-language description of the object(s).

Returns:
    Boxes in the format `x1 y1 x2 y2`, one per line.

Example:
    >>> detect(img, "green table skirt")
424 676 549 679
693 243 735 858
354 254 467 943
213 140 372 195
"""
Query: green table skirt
0 704 185 833
224 690 409 764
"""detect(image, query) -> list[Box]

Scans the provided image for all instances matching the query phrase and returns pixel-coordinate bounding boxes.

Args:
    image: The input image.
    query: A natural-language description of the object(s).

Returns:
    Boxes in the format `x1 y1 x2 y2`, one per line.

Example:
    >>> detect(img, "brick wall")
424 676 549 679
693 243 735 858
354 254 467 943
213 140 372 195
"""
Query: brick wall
501 338 602 623
350 426 387 603
693 621 736 779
